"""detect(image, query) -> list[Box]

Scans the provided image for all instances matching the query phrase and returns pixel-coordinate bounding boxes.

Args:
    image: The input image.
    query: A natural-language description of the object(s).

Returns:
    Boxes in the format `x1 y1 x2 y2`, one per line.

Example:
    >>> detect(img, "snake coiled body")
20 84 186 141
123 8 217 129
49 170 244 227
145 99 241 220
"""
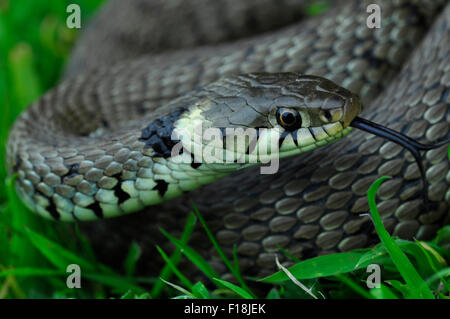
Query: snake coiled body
7 0 450 279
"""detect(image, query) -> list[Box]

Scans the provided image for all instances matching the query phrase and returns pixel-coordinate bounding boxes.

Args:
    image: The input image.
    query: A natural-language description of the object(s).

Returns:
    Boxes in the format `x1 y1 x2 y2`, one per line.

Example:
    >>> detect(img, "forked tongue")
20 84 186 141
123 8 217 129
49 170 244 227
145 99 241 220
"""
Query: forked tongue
350 116 449 207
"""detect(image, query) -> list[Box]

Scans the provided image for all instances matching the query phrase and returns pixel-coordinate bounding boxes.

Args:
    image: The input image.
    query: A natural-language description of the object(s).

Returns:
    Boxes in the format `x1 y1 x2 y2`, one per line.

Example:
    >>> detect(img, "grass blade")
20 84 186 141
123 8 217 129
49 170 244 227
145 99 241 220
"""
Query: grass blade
370 283 399 299
123 242 141 277
156 245 194 291
151 212 197 297
213 278 254 299
261 251 369 283
192 203 255 298
160 278 194 299
23 226 97 272
367 176 435 299
0 267 64 278
192 282 210 299
334 274 373 299
159 227 219 281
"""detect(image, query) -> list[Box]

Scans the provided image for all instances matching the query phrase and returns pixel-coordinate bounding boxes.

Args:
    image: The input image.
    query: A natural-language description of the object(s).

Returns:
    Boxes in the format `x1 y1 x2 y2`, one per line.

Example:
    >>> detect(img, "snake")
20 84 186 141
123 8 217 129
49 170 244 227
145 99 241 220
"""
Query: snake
6 0 450 280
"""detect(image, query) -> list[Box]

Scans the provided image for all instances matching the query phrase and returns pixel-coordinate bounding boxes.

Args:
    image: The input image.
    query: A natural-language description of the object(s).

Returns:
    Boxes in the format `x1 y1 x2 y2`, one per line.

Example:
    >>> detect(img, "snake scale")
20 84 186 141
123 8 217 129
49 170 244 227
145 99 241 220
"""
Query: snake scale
6 0 450 281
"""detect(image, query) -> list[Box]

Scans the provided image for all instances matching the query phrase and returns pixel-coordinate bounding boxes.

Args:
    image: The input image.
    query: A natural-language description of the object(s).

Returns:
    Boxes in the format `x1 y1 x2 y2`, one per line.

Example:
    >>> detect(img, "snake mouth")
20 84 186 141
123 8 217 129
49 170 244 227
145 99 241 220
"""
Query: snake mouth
276 123 352 155
350 116 449 202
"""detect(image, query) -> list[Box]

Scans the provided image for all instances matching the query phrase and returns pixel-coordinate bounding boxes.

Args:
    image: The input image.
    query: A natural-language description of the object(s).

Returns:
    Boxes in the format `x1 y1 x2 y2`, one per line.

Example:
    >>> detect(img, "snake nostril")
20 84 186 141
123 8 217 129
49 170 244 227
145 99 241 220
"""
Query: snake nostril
320 110 333 123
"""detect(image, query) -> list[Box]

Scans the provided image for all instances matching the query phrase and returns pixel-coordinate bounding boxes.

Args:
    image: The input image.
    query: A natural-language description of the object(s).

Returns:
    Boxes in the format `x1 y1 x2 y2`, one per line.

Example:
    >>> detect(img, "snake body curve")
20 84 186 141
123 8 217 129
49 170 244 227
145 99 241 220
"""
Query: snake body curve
7 0 450 279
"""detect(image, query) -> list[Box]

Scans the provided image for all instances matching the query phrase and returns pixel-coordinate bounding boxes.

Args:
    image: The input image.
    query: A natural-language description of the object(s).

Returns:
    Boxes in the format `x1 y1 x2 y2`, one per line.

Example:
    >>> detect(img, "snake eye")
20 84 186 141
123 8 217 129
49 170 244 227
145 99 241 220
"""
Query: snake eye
276 108 302 131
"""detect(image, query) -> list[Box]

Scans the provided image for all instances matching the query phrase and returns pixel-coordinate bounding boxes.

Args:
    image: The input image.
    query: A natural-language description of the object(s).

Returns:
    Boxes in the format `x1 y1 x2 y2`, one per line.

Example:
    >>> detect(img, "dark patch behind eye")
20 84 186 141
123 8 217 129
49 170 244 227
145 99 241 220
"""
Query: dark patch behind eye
139 107 188 158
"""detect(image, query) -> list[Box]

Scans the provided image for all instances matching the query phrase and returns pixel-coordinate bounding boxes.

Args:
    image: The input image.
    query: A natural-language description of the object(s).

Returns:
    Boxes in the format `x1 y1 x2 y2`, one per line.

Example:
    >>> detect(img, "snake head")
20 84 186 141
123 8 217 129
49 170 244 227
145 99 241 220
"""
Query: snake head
260 73 362 155
174 73 362 165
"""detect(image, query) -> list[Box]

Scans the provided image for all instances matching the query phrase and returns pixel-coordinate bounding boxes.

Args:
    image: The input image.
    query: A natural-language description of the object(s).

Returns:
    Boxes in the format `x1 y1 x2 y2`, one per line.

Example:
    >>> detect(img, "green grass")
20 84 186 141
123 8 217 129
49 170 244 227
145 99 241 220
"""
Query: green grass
0 1 449 299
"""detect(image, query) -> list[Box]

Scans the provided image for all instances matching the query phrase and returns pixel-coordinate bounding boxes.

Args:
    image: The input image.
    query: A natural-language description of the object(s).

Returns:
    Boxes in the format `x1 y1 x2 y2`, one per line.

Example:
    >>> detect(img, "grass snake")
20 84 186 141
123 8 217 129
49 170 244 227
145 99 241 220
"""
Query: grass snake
6 0 450 279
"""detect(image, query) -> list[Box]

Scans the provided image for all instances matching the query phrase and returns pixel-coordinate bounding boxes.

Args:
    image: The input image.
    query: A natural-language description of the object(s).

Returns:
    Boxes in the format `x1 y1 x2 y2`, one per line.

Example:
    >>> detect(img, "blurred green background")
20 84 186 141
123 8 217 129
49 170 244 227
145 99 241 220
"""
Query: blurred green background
0 0 105 200
0 0 107 298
